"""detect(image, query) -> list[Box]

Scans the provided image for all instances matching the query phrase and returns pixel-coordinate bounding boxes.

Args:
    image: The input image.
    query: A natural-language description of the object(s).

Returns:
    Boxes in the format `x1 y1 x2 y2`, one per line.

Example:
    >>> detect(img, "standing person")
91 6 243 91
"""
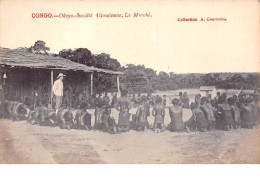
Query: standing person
182 92 190 108
53 73 66 115
111 92 118 108
64 87 72 107
94 92 106 130
168 98 185 132
136 95 150 131
114 90 132 132
207 94 212 103
216 92 221 100
152 96 165 133
131 93 136 104
162 95 167 107
233 95 239 105
212 92 221 108
195 94 201 106
135 93 141 105
103 92 110 107
178 92 183 100
92 93 99 107
147 93 154 106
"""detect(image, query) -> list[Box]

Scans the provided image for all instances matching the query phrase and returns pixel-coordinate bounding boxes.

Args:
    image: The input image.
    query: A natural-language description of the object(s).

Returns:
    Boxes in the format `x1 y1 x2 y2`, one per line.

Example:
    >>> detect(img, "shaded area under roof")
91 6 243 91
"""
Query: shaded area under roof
0 47 123 75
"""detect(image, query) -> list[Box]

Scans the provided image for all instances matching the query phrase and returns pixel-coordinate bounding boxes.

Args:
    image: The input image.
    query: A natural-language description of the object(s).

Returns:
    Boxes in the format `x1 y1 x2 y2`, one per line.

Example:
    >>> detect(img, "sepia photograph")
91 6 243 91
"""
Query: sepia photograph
0 0 260 166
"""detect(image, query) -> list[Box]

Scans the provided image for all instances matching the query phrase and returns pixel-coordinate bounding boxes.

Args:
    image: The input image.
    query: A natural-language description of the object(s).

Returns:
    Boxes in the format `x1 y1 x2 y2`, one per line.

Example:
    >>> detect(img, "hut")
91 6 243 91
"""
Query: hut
199 86 217 97
0 47 123 109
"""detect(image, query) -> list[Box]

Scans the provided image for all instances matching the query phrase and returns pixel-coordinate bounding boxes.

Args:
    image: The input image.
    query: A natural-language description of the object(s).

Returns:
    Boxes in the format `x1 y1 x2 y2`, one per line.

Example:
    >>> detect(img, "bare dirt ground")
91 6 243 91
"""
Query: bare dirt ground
1 115 260 164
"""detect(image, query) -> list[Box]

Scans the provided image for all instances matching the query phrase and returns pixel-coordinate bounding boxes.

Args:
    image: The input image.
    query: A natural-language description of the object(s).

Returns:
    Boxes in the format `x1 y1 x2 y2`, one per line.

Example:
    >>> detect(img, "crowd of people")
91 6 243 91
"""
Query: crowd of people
92 89 259 133
0 73 259 135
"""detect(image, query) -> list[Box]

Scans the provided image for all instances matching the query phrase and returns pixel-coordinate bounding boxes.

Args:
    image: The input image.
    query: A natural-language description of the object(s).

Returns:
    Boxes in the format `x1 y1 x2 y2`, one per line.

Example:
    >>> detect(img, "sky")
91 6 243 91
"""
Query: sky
0 0 259 73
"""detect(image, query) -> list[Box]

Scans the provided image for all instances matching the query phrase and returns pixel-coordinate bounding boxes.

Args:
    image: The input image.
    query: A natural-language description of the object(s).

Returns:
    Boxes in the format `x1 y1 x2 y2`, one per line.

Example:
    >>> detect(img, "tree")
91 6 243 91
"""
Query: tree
28 40 50 54
55 45 260 92
58 48 94 66
120 64 153 93
156 71 171 91
202 74 215 86
245 74 258 90
95 53 121 71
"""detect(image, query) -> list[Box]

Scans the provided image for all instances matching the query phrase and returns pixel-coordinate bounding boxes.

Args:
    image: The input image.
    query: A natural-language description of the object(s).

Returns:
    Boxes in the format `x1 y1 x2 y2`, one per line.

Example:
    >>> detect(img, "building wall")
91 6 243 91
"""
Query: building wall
2 67 91 108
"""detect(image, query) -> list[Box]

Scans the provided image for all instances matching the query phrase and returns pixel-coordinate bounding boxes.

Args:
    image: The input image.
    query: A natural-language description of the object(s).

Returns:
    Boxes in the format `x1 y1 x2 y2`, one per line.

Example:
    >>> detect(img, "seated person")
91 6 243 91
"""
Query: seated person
168 98 185 132
102 107 117 134
200 97 216 130
227 97 241 129
216 95 234 131
240 97 255 129
186 102 208 132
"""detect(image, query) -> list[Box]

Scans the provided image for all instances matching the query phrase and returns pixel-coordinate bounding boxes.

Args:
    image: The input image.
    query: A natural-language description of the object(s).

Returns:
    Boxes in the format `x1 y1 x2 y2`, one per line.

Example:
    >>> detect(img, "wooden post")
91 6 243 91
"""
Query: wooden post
117 74 120 95
90 72 93 96
50 70 54 109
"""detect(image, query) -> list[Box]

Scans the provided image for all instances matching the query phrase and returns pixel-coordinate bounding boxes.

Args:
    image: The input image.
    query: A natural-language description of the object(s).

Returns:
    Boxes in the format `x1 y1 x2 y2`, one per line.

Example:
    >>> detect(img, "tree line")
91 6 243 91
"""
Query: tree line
26 41 260 93
58 48 260 93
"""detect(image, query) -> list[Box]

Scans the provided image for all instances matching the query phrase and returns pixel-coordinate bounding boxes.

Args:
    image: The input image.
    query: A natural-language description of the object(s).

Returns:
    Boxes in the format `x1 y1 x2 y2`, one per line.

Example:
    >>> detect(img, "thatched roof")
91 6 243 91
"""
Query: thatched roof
0 47 123 75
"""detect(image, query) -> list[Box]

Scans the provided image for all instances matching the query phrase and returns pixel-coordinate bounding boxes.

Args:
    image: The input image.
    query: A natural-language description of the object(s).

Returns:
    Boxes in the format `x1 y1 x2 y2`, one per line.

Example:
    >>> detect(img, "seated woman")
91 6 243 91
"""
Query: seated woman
195 94 201 106
5 95 30 122
216 95 234 131
200 97 216 131
136 95 150 131
168 98 185 132
186 102 208 132
240 97 255 129
227 97 241 129
71 105 92 130
248 94 258 126
29 100 56 126
152 96 165 133
57 107 73 129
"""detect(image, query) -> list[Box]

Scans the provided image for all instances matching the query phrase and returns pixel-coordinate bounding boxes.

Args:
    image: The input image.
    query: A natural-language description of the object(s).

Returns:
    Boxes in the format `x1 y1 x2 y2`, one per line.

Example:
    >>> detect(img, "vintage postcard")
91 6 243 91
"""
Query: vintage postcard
0 0 259 164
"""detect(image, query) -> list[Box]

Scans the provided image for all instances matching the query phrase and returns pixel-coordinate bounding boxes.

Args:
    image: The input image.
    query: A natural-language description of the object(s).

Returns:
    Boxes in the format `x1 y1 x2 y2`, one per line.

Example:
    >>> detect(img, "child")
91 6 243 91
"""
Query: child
102 107 117 134
152 96 165 133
